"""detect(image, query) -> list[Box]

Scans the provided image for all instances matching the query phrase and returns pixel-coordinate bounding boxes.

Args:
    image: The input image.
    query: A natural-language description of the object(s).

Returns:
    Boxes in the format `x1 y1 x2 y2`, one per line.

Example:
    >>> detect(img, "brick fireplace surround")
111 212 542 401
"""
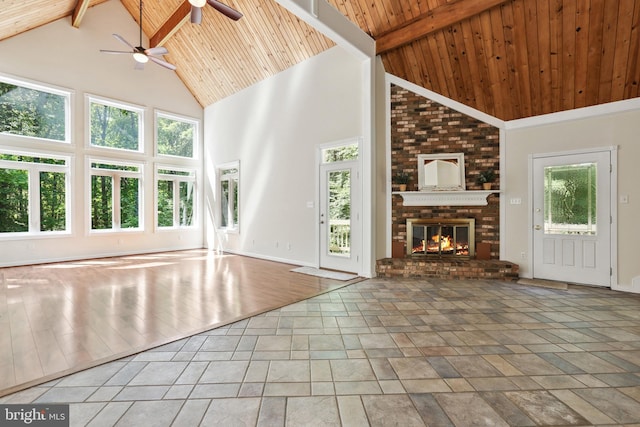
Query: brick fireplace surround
378 84 519 281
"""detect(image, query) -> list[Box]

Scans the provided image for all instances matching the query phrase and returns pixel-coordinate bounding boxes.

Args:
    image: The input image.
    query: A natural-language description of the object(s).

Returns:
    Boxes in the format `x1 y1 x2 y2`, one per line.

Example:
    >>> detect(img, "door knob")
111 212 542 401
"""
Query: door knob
534 225 542 230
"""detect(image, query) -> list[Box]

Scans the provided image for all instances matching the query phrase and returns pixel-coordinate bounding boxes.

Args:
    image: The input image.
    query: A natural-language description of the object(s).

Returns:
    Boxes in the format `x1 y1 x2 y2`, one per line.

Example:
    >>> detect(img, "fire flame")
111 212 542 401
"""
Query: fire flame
432 234 452 250
414 234 469 255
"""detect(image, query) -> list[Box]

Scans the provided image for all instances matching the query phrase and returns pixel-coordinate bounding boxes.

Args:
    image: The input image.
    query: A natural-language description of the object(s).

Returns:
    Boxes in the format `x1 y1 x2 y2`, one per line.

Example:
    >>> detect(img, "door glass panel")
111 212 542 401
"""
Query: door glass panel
544 162 597 235
328 169 351 256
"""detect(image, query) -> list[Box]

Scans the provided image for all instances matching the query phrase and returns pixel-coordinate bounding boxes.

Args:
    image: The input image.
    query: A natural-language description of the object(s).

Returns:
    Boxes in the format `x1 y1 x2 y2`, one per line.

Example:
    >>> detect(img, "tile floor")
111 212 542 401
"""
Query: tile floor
3 277 640 426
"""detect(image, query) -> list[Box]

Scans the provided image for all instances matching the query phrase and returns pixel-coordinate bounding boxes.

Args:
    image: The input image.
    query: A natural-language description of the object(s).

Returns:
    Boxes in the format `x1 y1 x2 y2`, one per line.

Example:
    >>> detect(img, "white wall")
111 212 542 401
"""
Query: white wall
0 1 204 266
204 46 363 267
503 102 640 291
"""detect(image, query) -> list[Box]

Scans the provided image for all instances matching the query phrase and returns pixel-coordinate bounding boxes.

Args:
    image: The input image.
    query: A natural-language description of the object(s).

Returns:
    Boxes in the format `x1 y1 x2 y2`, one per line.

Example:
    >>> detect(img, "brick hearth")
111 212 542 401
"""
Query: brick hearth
376 257 519 281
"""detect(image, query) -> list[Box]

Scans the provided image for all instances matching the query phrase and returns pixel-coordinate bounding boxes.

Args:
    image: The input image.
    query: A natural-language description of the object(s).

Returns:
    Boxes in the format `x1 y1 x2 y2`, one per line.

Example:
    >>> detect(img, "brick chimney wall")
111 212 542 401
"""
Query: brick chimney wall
391 84 501 258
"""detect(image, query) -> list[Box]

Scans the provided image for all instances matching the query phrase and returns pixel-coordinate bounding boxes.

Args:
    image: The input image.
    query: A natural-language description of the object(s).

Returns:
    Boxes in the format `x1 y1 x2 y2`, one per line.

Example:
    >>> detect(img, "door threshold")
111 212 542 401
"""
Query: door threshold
517 278 568 290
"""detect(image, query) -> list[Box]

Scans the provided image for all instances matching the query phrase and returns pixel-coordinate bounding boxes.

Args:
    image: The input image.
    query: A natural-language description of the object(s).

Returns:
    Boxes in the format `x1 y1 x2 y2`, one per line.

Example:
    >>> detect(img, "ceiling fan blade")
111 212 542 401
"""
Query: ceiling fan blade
145 46 169 56
191 6 202 24
207 0 243 20
112 33 136 50
148 56 177 71
100 49 132 54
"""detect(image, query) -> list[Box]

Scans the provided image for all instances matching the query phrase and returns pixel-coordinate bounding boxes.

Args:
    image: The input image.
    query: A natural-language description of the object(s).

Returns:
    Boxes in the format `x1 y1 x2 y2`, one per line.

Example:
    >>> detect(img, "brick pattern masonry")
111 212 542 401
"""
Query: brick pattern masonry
384 84 518 279
390 84 500 256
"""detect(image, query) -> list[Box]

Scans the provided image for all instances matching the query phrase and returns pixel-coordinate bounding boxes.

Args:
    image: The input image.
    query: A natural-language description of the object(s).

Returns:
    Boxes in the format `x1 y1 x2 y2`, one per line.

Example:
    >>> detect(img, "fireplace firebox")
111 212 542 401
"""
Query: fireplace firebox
407 218 475 257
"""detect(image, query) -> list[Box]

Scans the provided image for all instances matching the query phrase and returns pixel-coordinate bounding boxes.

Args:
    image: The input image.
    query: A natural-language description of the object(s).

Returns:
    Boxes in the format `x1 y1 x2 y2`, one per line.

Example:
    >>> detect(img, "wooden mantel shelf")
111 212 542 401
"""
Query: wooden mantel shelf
392 190 499 206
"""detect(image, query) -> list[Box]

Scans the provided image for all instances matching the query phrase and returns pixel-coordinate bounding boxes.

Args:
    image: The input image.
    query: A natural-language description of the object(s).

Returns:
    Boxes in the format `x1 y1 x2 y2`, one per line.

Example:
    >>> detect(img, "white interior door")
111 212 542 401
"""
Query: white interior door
532 150 611 286
319 160 360 273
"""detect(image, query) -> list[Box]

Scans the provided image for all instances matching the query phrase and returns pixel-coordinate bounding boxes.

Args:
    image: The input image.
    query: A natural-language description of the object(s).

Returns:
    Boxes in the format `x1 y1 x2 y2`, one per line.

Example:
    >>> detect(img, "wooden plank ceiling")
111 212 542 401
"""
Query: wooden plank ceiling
1 0 639 121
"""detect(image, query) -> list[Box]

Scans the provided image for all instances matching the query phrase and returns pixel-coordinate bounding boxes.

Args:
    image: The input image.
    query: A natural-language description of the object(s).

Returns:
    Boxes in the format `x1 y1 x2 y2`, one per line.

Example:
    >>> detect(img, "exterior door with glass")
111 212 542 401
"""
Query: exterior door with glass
319 155 360 274
532 150 611 286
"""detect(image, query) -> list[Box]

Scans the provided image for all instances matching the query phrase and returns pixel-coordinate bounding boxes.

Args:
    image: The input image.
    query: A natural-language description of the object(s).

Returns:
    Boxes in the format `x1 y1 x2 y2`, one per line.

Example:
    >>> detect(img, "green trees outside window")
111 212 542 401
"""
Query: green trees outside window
2 77 201 238
40 171 66 231
120 177 139 229
90 162 141 231
0 153 69 234
157 180 174 227
91 175 113 230
321 143 358 255
157 168 195 228
179 182 194 226
89 99 141 152
219 165 239 230
0 81 67 142
0 168 29 232
322 144 358 163
156 114 195 158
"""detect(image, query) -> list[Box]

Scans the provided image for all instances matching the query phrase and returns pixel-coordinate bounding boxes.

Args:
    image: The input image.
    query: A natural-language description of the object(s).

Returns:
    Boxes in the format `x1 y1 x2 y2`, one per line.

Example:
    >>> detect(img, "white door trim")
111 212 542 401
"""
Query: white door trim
528 146 617 287
316 138 363 274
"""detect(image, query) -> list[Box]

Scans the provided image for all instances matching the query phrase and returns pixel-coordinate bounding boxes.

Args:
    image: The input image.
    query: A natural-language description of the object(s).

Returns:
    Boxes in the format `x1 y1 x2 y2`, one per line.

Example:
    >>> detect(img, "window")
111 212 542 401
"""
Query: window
89 159 143 231
218 162 239 230
322 143 358 163
88 96 144 152
156 167 196 228
0 150 70 235
155 111 197 158
0 74 70 143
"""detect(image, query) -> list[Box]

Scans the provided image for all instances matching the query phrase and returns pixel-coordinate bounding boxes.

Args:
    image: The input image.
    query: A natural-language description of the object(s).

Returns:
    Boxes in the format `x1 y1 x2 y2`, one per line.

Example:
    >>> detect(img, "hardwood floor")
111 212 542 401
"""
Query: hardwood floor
0 250 358 397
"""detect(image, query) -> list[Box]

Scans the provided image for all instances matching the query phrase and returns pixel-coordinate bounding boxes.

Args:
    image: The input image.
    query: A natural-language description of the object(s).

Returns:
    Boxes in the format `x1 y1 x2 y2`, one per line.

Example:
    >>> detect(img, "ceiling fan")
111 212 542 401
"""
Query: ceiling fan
188 0 243 25
100 0 176 71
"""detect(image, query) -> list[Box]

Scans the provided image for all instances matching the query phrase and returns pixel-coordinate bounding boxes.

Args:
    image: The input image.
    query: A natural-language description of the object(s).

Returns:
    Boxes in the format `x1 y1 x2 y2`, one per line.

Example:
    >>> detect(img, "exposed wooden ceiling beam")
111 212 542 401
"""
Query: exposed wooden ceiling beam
150 1 191 47
375 0 512 55
71 0 91 28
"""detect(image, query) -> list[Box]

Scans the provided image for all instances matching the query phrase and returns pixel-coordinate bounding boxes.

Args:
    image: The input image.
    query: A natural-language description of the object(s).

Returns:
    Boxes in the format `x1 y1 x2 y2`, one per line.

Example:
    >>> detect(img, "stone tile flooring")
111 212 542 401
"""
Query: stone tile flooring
3 277 640 426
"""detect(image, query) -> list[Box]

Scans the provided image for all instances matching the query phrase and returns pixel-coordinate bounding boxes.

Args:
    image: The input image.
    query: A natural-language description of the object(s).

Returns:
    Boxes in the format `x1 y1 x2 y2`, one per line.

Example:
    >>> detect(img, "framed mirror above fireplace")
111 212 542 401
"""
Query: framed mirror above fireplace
417 153 466 191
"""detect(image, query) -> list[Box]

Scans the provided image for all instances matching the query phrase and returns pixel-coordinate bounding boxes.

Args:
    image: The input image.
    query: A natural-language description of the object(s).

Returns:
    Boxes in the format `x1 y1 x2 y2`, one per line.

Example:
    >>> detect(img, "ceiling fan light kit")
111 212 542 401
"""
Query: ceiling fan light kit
132 52 149 63
99 0 176 71
190 0 243 25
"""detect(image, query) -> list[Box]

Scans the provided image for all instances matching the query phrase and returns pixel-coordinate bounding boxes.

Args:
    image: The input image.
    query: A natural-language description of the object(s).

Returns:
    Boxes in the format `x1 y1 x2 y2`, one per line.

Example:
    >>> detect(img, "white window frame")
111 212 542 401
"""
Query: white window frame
0 72 72 145
217 161 239 232
154 110 199 159
155 165 197 230
86 94 145 153
86 157 144 233
0 149 71 238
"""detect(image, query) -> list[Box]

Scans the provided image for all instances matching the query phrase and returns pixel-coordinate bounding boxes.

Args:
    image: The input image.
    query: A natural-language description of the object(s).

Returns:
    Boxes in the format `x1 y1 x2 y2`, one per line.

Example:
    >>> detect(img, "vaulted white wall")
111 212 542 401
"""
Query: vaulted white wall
0 1 203 266
204 46 364 268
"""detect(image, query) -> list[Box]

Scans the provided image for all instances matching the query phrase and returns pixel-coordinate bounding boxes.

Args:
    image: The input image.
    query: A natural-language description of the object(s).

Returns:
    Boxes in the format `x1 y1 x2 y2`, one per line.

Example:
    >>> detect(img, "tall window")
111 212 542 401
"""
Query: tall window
218 162 239 231
155 111 197 158
89 159 143 231
0 75 70 143
0 150 69 234
88 96 144 153
156 167 196 228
